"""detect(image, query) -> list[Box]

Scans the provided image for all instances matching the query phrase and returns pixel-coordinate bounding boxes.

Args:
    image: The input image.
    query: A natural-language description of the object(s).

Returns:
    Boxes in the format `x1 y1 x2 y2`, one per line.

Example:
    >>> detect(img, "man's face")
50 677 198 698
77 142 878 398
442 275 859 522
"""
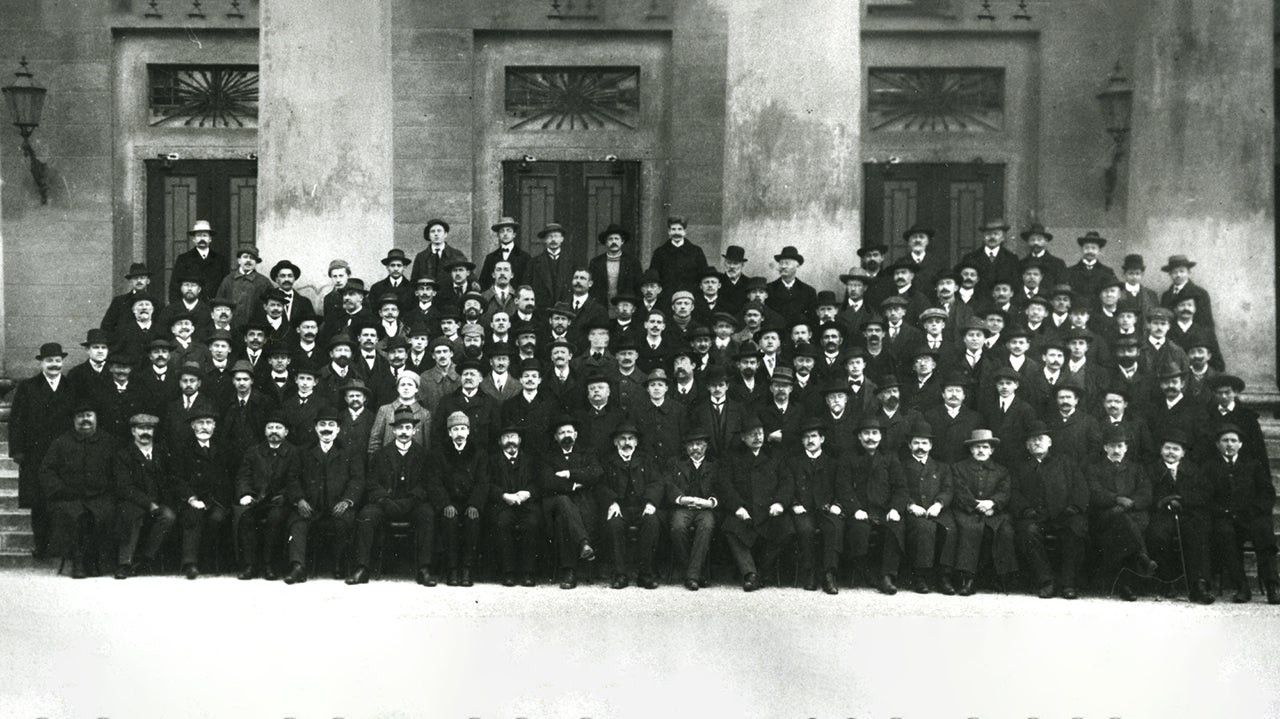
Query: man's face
747 288 768 304
1217 432 1242 458
743 309 763 331
863 325 884 343
265 421 288 445
500 430 521 452
493 262 513 286
1147 318 1169 339
1168 266 1190 285
298 320 318 342
1042 348 1064 371
845 279 867 301
572 270 592 295
1161 375 1184 399
883 306 906 324
604 233 625 255
387 347 407 368
963 329 985 351
392 421 416 444
192 417 216 441
549 313 571 333
1104 441 1127 463
450 266 470 285
935 278 956 301
265 299 285 319
1026 433 1051 457
821 329 842 353
543 231 564 252
825 391 848 414
497 226 516 245
386 260 406 280
330 345 352 366
550 346 572 367
555 425 577 450
520 370 541 392
996 377 1018 399
615 300 635 321
130 274 151 292
432 345 454 368
358 329 379 352
760 332 781 353
237 252 258 273
150 348 170 368
1080 241 1102 262
801 429 824 454
983 228 1005 249
790 325 811 345
647 379 668 402
428 225 448 244
1021 268 1043 289
212 305 232 324
110 363 132 383
342 290 363 313
707 380 728 401
893 268 914 289
275 269 297 291
641 282 662 302
192 231 212 250
1100 286 1120 307
345 390 366 411
330 267 349 288
910 437 932 459
741 427 764 451
914 356 937 376
738 357 759 378
180 281 201 302
616 349 637 371
672 297 693 319
969 441 994 461
792 356 815 376
132 423 155 446
1026 233 1049 252
1051 294 1071 315
1214 385 1237 408
515 288 535 311
232 373 253 393
645 313 666 336
1176 298 1196 320
667 223 686 241
771 380 792 404
1103 392 1127 419
133 300 154 322
380 302 401 321
862 250 883 271
858 428 881 451
315 419 339 442
700 276 721 296
267 353 290 372
1123 268 1143 285
1160 441 1186 465
1069 309 1090 329
490 312 511 334
75 410 98 437
942 385 965 408
1006 337 1029 357
907 232 929 251
1067 338 1089 361
777 259 799 280
415 283 437 301
1187 346 1211 368
490 354 511 374
877 387 900 409
461 334 482 351
86 343 109 363
1056 390 1078 414
460 368 482 391
725 260 744 280
1026 303 1047 323
985 314 1005 335
845 356 866 378
673 356 694 379
992 283 1014 304
41 355 64 375
179 374 200 396
685 439 708 462
613 431 638 454
440 319 459 337
959 268 979 289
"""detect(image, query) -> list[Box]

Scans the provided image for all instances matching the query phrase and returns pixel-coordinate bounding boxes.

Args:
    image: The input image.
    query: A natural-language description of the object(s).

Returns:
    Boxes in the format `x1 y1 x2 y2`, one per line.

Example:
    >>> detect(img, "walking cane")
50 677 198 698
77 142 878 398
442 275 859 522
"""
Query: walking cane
1172 510 1191 597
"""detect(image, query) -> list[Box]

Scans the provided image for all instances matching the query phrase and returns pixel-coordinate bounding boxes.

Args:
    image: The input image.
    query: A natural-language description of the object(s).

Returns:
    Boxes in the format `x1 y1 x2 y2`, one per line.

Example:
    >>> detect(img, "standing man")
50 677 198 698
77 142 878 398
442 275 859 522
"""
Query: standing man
411 218 468 287
898 224 946 288
1160 254 1215 328
104 262 164 336
1064 232 1115 312
528 223 576 306
112 413 177 579
648 215 708 295
719 245 753 315
170 220 228 303
1019 222 1066 288
369 249 415 312
479 216 531 290
1206 424 1280 604
960 219 1021 297
588 223 642 308
765 246 818 328
11 341 78 559
215 245 273 331
269 259 316 327
41 403 118 578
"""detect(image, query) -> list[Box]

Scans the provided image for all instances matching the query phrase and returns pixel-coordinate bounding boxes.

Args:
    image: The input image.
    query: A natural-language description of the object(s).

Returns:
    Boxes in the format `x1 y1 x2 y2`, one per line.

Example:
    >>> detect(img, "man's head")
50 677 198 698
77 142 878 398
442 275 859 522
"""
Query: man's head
130 414 158 446
74 406 98 437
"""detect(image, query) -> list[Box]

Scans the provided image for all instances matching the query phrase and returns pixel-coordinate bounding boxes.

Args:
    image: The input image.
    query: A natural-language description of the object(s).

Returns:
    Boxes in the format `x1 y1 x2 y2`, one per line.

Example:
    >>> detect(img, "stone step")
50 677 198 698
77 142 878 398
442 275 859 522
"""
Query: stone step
0 554 39 569
1 530 32 553
0 510 29 532
0 488 17 511
0 458 15 472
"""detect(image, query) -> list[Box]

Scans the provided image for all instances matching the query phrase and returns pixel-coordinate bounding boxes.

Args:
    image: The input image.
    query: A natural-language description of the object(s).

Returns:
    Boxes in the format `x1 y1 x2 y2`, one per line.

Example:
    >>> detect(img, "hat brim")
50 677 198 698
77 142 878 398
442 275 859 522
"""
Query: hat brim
773 253 805 265
491 221 519 232
963 436 1001 446
1160 262 1196 272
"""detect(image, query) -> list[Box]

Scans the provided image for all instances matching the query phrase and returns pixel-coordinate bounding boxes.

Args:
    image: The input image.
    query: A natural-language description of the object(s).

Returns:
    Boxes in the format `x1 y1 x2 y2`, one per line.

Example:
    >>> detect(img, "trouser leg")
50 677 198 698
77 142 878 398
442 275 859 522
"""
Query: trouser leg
1017 520 1052 584
881 519 905 576
353 504 383 568
116 505 146 567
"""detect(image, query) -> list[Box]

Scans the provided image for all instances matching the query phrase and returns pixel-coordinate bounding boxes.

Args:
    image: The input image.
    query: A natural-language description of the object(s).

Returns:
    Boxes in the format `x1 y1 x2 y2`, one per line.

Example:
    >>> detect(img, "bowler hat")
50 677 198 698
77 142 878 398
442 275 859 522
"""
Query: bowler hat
327 332 356 351
1020 223 1054 241
550 414 581 434
147 338 175 352
424 219 450 236
235 245 262 262
80 329 110 348
548 302 577 320
991 366 1022 383
1102 425 1129 445
816 290 839 307
610 422 641 439
645 368 670 385
176 361 203 379
1076 231 1107 248
486 341 514 358
444 258 476 273
773 246 805 265
875 374 901 390
1160 255 1197 273
130 293 158 308
698 266 724 283
1207 374 1245 394
391 407 421 426
682 428 711 444
314 408 341 424
610 293 638 307
339 378 371 397
1025 420 1051 439
962 428 1000 446
597 223 630 244
821 379 851 396
187 408 219 423
490 217 518 232
187 220 216 235
908 418 934 440
1122 254 1145 272
343 278 369 295
1161 428 1191 448
798 417 827 434
36 342 68 360
1145 307 1174 323
1213 423 1243 440
230 359 255 376
125 262 153 278
516 357 543 375
722 245 748 263
712 312 740 330
884 259 921 276
270 259 302 279
857 416 883 432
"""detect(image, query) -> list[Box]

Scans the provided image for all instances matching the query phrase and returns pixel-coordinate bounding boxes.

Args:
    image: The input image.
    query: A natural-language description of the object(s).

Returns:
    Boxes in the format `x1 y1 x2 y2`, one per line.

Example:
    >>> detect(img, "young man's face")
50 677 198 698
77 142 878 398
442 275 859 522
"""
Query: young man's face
1006 336 1029 357
172 319 194 341
996 378 1017 399
1056 389 1079 414
298 320 318 342
1067 338 1089 361
179 374 200 396
451 266 470 285
209 340 230 361
87 343 109 363
1042 348 1064 371
959 268 979 289
237 252 258 273
1080 241 1102 262
935 278 956 300
497 226 516 245
991 283 1014 304
490 312 511 334
1147 318 1169 339
641 282 662 302
330 267 350 288
493 262 513 286
543 231 564 252
296 373 317 394
1025 233 1049 252
1167 266 1190 285
358 329 379 351
700 276 720 296
1103 392 1127 419
275 269 297 291
386 260 406 280
969 441 994 461
130 275 151 292
520 370 541 392
428 224 448 244
845 280 867 300
415 283 437 301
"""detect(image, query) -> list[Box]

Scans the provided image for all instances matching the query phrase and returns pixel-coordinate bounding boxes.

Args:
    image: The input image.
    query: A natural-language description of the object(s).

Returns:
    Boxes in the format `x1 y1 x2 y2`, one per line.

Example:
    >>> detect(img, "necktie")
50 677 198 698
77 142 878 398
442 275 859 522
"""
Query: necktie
240 398 247 407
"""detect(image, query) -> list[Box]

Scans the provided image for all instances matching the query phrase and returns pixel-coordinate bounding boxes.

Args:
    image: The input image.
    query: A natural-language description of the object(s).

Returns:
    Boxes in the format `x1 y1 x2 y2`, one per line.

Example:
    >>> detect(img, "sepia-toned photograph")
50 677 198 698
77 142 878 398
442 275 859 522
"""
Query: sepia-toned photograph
1 0 1278 716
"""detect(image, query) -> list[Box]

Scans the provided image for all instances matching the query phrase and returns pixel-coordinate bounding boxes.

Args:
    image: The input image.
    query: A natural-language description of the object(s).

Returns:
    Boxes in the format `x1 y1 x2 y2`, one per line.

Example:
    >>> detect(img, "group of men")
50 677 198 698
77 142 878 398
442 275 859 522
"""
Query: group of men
8 214 1276 603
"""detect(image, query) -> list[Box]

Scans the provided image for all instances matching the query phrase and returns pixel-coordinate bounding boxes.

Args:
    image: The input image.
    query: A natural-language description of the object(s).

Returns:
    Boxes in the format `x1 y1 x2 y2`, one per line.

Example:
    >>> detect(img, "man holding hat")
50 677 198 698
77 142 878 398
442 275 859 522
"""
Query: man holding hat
233 412 300 581
1088 425 1157 601
487 424 542 587
718 414 793 591
11 341 78 558
960 219 1021 297
480 217 531 290
215 245 272 331
368 249 414 312
898 419 958 594
539 415 601 589
170 220 228 304
112 412 177 579
949 428 1017 595
41 402 119 577
1206 424 1280 604
765 245 818 328
1144 429 1215 604
1019 222 1066 288
411 218 468 287
1010 420 1089 599
527 223 576 305
669 428 720 590
285 409 364 583
587 223 642 307
599 422 666 589
172 406 233 579
103 262 164 336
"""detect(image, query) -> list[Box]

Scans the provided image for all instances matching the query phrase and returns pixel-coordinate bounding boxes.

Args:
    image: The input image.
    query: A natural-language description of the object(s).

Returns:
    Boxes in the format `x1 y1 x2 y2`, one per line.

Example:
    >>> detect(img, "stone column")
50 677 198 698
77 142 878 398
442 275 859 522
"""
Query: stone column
1126 0 1275 399
258 0 395 305
718 0 860 290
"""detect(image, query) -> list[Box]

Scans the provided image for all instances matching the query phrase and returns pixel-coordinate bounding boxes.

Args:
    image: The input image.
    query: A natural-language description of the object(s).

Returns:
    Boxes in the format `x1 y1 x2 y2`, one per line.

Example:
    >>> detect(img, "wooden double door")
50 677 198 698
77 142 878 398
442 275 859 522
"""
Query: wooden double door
863 162 1005 265
501 160 642 266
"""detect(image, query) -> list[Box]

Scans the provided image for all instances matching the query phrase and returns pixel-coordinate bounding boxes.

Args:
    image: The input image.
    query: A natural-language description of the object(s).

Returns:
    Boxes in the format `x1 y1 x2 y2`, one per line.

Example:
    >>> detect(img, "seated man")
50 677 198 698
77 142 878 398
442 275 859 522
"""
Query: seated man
428 412 490 587
950 429 1017 596
784 418 846 595
1010 421 1089 600
599 423 665 589
1206 424 1280 604
234 413 300 581
840 417 907 595
112 412 178 579
717 415 794 592
1145 430 1214 605
669 429 719 590
1088 425 1157 601
284 410 364 583
172 408 233 580
488 425 542 587
349 407 435 586
42 403 118 578
538 416 600 589
898 419 957 594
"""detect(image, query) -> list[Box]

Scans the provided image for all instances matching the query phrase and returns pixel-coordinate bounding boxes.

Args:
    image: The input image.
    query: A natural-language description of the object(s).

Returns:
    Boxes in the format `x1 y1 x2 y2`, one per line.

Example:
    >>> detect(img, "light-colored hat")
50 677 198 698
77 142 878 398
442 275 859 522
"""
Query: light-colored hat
447 411 470 429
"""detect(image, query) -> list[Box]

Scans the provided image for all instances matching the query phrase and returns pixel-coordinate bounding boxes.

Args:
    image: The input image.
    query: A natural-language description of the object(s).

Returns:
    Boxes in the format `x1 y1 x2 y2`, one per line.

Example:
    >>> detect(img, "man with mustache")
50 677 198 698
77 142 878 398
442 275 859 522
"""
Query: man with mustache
284 410 364 584
234 413 300 581
488 425 542 587
111 413 177 579
538 416 600 589
169 220 227 303
599 423 665 589
11 341 77 559
41 402 118 578
172 408 232 580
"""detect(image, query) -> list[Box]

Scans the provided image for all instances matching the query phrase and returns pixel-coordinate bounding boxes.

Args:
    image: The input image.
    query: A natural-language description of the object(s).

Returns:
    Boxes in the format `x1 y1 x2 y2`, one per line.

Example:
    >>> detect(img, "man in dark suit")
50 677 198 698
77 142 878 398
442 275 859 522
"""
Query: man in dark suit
111 412 178 578
1010 421 1089 599
898 420 957 594
171 408 233 579
527 223 576 306
668 429 719 590
102 262 164 336
266 259 317 327
587 223 642 307
1063 232 1115 312
368 249 415 313
719 245 753 316
686 366 744 459
648 215 708 295
835 267 877 340
10 342 78 559
40 403 118 578
896 224 947 288
233 413 299 580
1145 430 1215 604
1018 223 1067 288
1206 424 1280 604
922 375 984 464
598 423 666 589
765 245 818 327
488 424 542 586
717 416 794 591
479 217 532 290
539 416 602 589
949 429 1017 595
283 410 364 583
783 418 847 594
1159 254 1215 328
1088 425 1156 601
959 218 1021 298
169 220 228 303
410 219 468 287
67 329 113 414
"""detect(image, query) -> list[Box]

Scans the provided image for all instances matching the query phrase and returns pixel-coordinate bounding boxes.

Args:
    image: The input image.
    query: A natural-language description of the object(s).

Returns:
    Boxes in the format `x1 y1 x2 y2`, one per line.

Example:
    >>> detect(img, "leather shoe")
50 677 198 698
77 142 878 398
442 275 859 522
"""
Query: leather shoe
579 541 595 561
460 568 473 587
911 576 931 594
416 568 437 587
284 563 307 584
1232 587 1252 604
345 566 370 585
1118 583 1138 601
1135 554 1158 577
521 574 537 587
184 564 199 580
1191 579 1215 605
936 572 956 596
684 578 700 591
559 569 577 590
502 574 517 587
803 574 818 592
1038 581 1055 599
263 567 279 581
639 575 658 590
610 574 629 589
1266 582 1280 605
238 567 258 581
877 575 898 596
446 570 460 586
957 576 975 597
698 578 709 588
742 572 759 592
113 564 131 580
1061 586 1079 600
822 571 839 596
133 559 152 576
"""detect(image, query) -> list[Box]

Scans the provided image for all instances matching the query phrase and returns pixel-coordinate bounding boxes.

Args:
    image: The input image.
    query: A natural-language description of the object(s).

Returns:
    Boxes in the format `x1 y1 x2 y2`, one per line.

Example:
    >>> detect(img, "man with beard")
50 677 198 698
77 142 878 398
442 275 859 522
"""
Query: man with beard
96 353 149 443
1010 421 1089 599
718 416 793 591
648 215 708 295
1019 223 1066 288
599 423 665 589
719 245 753 315
42 402 118 577
158 275 212 340
1145 430 1215 604
784 419 846 594
234 414 299 580
410 218 467 287
899 420 957 594
488 425 542 586
857 243 891 305
114 294 161 359
960 219 1021 298
728 341 766 404
172 408 232 579
284 410 363 583
11 342 78 559
950 429 1017 596
1088 425 1157 600
588 224 642 306
480 217 531 290
834 267 876 340
348 408 436 586
669 429 719 590
112 413 177 579
539 416 600 589
103 262 164 336
170 220 227 303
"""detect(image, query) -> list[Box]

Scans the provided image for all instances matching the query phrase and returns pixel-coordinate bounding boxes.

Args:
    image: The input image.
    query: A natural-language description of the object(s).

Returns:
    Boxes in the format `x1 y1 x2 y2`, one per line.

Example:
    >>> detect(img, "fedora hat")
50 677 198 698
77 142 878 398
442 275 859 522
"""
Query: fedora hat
610 422 641 440
380 248 410 266
856 243 889 257
1160 254 1197 273
902 224 935 241
1019 223 1053 241
124 262 153 278
596 223 630 244
537 222 566 239
773 246 805 265
1207 374 1245 394
839 266 873 284
722 245 748 263
36 342 68 360
962 428 1000 446
338 378 371 397
187 220 216 235
343 278 368 295
1076 231 1107 248
978 218 1011 232
444 258 476 273
490 216 519 232
424 218 450 236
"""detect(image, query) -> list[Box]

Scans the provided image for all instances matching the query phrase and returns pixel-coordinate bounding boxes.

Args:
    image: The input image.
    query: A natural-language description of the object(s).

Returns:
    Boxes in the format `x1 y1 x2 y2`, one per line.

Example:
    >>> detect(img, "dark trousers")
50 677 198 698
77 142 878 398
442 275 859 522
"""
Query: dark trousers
286 508 355 568
1212 514 1279 588
1091 509 1150 570
116 503 177 566
670 508 715 581
1146 510 1210 585
954 513 1016 575
440 511 482 570
1015 514 1088 587
50 498 115 569
21 465 50 556
846 515 906 576
493 503 541 575
234 501 289 570
794 512 844 578
354 500 435 570
605 506 660 577
180 503 229 567
903 512 957 569
542 495 592 570
723 530 787 579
